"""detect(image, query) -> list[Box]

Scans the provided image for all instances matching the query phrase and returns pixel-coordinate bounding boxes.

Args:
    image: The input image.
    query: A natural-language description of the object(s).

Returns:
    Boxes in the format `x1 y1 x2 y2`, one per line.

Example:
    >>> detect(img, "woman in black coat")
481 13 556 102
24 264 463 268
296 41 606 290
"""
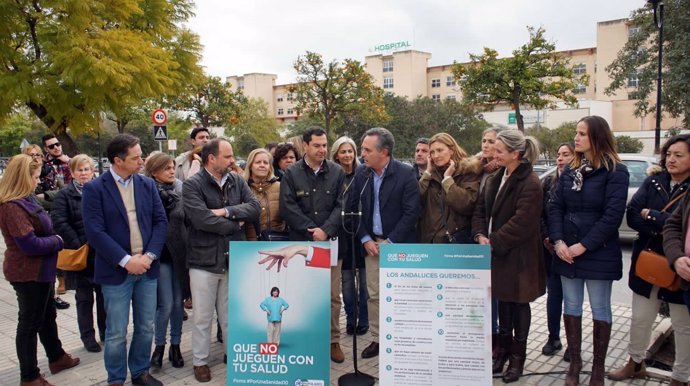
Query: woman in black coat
50 155 106 352
608 134 690 385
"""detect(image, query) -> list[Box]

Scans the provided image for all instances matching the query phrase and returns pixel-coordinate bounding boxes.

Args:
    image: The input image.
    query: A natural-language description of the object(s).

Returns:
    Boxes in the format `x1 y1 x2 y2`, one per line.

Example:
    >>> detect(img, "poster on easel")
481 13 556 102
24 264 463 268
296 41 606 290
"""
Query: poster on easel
379 244 492 386
227 241 331 386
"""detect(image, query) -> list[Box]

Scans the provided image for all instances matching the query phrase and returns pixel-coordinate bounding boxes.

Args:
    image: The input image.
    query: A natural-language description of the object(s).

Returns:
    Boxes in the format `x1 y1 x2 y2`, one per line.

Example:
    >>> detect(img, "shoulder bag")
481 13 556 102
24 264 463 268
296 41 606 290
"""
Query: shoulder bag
57 243 89 271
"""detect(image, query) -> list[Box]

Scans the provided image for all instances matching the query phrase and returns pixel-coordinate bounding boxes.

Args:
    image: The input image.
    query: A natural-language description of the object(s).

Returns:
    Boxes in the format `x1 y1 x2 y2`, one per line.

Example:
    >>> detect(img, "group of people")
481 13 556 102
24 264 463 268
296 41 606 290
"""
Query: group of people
1 116 690 386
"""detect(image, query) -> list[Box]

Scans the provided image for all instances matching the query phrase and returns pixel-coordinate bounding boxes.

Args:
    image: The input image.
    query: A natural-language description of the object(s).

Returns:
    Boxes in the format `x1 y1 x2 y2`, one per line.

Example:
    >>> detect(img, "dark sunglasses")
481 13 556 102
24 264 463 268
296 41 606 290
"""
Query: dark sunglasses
47 142 61 149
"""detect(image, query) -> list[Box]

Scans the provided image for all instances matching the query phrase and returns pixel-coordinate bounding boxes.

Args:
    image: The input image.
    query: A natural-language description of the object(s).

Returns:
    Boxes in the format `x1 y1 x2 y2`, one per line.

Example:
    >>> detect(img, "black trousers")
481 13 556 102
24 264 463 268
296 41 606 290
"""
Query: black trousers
498 301 531 349
11 281 66 381
74 274 107 342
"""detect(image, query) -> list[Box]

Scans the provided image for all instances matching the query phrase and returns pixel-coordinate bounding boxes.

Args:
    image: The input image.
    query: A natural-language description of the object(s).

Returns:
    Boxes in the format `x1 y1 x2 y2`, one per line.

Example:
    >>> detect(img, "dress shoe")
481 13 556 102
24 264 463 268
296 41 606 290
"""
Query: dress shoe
168 344 184 368
541 337 562 356
48 352 80 374
83 337 102 352
194 365 212 382
54 297 70 310
607 357 647 381
20 375 55 386
150 345 164 369
132 372 162 386
356 325 369 335
331 343 345 363
346 324 355 335
361 342 379 359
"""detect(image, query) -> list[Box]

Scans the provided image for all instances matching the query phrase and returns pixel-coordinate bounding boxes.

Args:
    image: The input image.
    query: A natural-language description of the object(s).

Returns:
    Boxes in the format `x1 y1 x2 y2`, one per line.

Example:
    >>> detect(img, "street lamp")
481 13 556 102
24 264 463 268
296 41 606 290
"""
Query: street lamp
648 0 664 154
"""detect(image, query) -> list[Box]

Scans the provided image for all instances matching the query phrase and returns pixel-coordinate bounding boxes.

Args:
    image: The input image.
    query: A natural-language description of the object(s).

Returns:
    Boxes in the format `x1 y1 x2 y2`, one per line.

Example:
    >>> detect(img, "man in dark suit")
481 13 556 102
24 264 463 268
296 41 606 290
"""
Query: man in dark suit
349 127 421 359
83 134 168 386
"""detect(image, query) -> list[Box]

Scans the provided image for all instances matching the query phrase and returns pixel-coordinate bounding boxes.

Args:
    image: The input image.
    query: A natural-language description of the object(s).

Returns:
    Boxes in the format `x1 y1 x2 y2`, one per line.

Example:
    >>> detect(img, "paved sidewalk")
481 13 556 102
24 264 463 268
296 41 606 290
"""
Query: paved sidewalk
0 239 669 385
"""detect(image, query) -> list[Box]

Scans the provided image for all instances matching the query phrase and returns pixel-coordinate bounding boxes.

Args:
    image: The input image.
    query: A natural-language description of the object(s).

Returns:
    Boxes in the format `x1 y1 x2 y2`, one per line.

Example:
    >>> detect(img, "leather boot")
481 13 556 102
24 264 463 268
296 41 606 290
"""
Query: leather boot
20 375 55 386
589 320 611 386
492 332 512 374
563 315 582 386
503 340 526 383
169 344 184 368
150 345 164 369
607 357 646 381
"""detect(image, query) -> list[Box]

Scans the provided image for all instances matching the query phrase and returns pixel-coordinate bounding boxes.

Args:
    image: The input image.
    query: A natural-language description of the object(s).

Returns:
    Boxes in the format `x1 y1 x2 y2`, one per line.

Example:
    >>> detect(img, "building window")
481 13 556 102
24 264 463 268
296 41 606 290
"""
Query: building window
277 94 284 102
628 72 639 88
628 25 641 38
432 94 441 102
277 108 284 116
573 63 586 75
573 84 586 94
383 76 394 89
431 79 441 88
383 59 394 73
287 108 294 115
446 76 455 86
628 91 640 100
237 79 244 90
287 93 294 101
446 94 456 100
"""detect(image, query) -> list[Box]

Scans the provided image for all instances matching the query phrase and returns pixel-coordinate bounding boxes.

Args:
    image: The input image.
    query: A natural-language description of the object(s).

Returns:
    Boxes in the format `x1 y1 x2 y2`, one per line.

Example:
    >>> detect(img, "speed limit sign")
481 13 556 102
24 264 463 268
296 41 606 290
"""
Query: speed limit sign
152 109 168 125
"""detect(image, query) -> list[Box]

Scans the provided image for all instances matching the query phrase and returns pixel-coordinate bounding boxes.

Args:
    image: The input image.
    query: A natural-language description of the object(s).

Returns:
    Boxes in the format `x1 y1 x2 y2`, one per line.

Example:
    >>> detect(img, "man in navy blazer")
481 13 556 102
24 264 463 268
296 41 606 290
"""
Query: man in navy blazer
348 127 420 360
83 134 167 386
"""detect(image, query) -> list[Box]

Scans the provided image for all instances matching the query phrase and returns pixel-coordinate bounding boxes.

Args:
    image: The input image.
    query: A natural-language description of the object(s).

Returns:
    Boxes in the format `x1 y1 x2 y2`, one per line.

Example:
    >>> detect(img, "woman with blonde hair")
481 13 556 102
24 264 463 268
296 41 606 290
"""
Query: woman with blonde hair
549 115 629 386
472 130 545 383
0 155 80 386
419 132 481 244
244 148 285 240
330 136 369 335
50 155 106 352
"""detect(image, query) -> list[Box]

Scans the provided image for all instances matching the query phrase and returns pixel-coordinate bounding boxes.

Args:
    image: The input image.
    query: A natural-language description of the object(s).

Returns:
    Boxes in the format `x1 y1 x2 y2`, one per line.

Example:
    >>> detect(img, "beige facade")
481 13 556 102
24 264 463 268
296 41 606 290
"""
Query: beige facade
226 18 681 153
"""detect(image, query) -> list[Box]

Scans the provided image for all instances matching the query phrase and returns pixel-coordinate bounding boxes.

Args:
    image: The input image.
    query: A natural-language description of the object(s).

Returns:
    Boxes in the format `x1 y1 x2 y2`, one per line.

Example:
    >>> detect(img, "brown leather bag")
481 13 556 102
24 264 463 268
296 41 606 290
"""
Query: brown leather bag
636 249 681 291
634 192 685 292
57 243 89 271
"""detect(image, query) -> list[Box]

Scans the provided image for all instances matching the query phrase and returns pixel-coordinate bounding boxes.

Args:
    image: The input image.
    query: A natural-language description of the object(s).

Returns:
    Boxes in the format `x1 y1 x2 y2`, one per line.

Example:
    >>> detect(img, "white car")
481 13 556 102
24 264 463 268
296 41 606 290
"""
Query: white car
540 153 658 241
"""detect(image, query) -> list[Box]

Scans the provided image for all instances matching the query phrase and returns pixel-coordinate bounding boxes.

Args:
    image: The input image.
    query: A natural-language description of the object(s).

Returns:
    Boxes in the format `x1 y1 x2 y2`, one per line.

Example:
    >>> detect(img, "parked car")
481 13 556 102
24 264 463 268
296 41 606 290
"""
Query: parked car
540 153 658 241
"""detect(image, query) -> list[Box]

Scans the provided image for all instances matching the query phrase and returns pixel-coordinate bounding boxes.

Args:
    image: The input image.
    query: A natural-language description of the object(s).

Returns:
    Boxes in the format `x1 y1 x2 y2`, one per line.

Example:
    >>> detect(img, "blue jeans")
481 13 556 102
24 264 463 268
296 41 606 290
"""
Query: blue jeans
342 267 369 327
155 262 183 345
561 277 613 323
101 274 157 384
546 272 564 339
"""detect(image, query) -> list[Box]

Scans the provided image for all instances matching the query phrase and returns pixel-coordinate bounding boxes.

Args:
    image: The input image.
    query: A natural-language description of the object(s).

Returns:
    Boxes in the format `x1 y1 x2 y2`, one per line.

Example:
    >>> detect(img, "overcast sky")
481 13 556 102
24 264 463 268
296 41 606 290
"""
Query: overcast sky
186 0 647 84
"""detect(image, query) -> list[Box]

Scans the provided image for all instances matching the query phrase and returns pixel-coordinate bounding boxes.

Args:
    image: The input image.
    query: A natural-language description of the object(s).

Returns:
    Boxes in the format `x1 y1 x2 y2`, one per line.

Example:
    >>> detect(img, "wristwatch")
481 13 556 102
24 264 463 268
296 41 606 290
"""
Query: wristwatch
145 252 158 261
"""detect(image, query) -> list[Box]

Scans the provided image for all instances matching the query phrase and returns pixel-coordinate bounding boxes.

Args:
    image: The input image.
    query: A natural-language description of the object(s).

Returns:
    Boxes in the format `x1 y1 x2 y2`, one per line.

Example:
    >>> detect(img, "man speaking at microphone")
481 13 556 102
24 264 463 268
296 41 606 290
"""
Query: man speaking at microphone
349 127 420 360
279 126 346 362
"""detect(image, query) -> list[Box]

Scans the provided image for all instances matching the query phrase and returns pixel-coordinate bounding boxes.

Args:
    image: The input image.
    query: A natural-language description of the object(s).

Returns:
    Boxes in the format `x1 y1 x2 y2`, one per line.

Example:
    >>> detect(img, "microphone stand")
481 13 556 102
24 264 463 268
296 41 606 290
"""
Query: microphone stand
339 173 374 386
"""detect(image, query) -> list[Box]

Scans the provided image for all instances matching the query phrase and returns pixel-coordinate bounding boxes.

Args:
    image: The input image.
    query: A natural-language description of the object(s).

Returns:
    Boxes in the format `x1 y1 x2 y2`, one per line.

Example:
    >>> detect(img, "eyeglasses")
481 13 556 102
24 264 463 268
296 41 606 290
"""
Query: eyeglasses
28 153 42 157
47 142 61 149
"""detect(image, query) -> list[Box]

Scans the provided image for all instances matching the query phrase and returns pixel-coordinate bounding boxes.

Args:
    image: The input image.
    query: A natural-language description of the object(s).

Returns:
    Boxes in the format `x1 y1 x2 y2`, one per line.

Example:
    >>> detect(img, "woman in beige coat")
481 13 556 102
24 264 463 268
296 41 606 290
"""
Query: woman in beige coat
244 148 285 240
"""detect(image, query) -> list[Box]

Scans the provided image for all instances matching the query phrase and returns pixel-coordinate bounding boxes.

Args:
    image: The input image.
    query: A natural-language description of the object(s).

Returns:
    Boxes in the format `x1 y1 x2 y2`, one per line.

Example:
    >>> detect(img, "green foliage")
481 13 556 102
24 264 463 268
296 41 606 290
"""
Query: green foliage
382 95 489 158
454 27 588 132
616 135 644 153
0 0 203 144
227 98 282 157
605 0 690 126
170 75 248 128
0 110 32 156
288 51 389 135
526 121 577 158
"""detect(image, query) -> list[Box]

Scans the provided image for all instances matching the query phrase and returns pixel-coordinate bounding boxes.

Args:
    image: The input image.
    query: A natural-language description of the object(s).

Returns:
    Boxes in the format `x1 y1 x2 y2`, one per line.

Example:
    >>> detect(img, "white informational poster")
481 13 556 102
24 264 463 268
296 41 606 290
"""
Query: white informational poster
379 244 492 386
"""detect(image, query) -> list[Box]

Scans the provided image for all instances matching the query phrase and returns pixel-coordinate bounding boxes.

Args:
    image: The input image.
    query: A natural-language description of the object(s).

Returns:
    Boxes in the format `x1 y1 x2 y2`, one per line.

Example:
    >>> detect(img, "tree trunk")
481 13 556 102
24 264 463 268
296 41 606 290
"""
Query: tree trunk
26 101 78 155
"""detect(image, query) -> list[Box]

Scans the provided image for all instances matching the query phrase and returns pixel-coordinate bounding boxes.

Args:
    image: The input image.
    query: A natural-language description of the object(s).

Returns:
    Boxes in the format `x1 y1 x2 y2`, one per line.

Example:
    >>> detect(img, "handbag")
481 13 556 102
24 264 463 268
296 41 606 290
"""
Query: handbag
634 192 686 291
57 243 89 271
254 190 289 242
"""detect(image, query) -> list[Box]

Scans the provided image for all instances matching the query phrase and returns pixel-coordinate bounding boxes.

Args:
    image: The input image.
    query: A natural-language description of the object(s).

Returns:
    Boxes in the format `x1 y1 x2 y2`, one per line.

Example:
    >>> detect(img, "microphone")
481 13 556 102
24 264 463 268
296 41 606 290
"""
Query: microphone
358 168 372 216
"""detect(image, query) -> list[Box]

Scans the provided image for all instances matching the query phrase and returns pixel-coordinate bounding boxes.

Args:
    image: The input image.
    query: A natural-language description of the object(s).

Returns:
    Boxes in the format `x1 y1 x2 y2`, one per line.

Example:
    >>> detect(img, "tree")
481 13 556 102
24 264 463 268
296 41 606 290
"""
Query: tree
605 0 690 126
170 75 247 128
453 27 589 132
526 121 577 158
615 135 644 153
227 98 281 155
287 51 389 136
0 0 203 154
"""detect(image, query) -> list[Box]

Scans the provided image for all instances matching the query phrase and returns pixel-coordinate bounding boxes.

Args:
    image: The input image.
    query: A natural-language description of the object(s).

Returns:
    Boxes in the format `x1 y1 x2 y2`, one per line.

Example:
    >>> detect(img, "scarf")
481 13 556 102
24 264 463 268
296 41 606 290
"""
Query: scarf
72 179 85 195
155 181 179 214
572 159 594 192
